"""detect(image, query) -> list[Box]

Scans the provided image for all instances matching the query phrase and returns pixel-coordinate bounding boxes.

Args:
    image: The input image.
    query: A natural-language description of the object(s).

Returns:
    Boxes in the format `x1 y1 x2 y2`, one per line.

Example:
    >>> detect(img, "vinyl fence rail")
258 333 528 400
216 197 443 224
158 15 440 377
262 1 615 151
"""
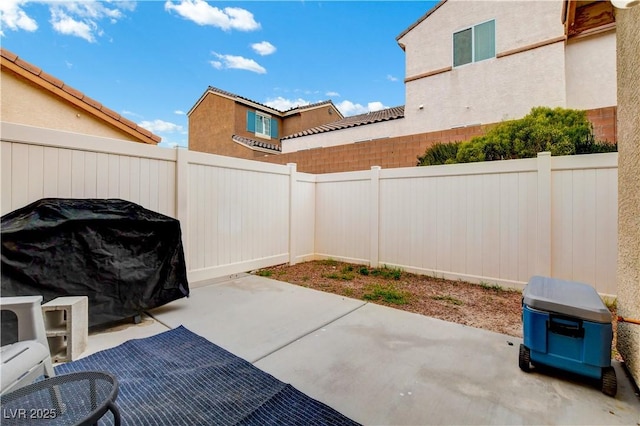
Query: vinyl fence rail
1 122 618 295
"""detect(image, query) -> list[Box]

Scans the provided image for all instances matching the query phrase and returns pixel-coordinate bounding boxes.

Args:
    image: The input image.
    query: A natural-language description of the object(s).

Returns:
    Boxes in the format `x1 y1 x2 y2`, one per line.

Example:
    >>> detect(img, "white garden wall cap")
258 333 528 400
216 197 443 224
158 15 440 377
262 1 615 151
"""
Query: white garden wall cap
282 106 405 140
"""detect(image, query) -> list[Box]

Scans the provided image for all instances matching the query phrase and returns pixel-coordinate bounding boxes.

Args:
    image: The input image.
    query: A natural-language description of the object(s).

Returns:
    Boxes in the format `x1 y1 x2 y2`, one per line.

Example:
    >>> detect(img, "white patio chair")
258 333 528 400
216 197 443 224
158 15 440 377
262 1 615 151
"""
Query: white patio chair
1 296 55 395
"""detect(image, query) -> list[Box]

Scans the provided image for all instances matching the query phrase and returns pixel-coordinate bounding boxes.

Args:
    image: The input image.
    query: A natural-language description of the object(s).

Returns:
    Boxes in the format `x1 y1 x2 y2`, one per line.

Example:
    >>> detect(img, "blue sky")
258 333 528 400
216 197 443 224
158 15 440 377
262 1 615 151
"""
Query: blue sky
1 1 437 147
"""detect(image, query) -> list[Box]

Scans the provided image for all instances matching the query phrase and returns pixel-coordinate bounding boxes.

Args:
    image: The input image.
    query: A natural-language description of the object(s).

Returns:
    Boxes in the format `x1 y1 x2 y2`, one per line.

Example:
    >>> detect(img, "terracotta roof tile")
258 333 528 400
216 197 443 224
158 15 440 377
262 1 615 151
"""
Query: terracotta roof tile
136 126 153 139
1 49 18 62
15 57 41 76
39 71 64 88
82 95 102 110
206 86 342 118
282 106 405 140
100 105 121 121
0 47 161 144
61 84 84 100
232 134 281 152
119 116 139 131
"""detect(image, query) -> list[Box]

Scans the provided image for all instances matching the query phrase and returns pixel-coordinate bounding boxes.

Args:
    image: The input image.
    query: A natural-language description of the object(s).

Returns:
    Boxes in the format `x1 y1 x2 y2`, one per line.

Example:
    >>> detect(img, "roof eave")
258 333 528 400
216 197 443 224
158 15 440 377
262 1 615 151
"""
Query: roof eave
1 52 160 144
396 0 448 47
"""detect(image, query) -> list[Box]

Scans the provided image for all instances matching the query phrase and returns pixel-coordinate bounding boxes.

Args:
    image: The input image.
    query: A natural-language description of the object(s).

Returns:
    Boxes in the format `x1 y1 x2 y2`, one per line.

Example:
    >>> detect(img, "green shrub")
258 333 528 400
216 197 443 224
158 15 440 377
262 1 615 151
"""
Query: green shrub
417 107 617 166
417 142 462 166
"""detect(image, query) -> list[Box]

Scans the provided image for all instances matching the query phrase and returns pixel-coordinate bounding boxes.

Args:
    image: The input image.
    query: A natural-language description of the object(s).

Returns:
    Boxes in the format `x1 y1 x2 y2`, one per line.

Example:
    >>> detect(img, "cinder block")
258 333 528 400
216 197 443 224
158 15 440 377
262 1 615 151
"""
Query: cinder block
42 296 88 362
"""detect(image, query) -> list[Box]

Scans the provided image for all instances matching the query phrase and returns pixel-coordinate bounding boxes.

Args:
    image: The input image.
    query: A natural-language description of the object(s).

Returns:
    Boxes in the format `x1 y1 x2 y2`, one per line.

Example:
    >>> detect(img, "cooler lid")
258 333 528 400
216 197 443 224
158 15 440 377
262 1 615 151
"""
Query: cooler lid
522 276 612 323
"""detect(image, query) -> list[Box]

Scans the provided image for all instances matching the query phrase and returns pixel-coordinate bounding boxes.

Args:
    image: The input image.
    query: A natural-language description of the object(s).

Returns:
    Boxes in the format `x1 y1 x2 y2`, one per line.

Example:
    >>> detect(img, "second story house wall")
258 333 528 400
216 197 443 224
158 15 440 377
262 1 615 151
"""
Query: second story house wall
564 1 617 110
397 0 568 135
565 31 616 110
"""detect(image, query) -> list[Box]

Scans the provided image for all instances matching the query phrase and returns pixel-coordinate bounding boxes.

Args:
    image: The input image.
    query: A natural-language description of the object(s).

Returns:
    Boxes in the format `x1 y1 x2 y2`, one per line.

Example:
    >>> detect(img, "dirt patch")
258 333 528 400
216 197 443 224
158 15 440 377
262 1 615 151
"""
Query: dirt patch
256 260 524 337
255 260 621 361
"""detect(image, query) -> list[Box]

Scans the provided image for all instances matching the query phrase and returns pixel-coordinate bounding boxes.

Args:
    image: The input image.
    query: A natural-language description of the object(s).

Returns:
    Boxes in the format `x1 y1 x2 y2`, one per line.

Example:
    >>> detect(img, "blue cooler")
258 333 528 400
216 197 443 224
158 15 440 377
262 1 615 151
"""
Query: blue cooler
519 276 616 396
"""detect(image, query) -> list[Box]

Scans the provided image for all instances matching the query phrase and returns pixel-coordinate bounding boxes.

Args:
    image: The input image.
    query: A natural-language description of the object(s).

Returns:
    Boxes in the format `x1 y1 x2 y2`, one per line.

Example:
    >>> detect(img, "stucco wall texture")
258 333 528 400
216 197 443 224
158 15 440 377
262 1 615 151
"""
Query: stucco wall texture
616 5 640 387
1 67 143 142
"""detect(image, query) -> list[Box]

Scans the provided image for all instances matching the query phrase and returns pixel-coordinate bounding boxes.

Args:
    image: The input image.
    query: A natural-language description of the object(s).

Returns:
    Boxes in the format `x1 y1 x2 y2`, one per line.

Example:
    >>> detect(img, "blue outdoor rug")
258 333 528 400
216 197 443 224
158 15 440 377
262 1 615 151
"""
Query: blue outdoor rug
55 326 359 426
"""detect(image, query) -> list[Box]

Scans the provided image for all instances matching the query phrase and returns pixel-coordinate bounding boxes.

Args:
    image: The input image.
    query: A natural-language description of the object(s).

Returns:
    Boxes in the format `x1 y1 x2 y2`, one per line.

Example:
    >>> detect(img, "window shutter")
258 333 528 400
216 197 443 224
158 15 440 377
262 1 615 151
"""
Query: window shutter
270 119 278 138
453 28 472 67
246 111 256 132
474 20 495 62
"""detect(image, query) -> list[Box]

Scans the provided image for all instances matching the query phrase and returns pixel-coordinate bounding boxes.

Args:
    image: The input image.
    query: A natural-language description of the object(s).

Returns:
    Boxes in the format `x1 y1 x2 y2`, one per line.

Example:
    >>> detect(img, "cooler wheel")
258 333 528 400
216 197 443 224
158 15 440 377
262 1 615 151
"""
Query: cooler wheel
601 366 617 397
519 344 531 372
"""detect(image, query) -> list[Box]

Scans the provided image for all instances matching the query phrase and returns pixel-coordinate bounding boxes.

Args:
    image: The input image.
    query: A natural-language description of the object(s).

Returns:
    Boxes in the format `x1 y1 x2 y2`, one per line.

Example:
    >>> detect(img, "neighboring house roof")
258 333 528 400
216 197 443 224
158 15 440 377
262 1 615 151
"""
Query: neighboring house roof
396 0 447 48
188 85 344 119
232 134 281 153
0 48 161 145
282 106 405 140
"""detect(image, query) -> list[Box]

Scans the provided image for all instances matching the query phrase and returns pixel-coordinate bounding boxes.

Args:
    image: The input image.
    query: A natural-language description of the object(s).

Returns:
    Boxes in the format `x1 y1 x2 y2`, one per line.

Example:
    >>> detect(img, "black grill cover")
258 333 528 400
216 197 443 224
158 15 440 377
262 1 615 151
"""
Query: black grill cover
1 198 189 327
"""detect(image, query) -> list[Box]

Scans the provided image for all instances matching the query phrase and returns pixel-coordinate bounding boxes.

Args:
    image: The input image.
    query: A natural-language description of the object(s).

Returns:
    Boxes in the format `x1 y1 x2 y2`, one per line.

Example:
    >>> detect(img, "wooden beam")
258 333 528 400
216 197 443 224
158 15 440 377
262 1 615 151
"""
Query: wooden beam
569 1 615 37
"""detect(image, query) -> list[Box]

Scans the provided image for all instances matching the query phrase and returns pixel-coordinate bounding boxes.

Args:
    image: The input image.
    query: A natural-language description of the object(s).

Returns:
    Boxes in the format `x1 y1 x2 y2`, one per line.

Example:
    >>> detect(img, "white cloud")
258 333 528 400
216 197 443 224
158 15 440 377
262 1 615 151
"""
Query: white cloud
50 9 97 43
0 1 131 41
174 110 186 115
251 41 276 56
386 74 399 82
336 100 388 116
47 2 129 42
0 0 38 34
55 2 124 21
325 91 340 97
165 0 259 31
210 52 266 74
138 119 183 133
265 96 310 111
367 101 387 112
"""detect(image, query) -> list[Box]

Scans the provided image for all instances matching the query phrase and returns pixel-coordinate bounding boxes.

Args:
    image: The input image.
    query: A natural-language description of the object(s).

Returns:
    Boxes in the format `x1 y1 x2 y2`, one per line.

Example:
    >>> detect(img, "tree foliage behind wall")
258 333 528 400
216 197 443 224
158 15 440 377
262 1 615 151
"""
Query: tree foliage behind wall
417 107 617 166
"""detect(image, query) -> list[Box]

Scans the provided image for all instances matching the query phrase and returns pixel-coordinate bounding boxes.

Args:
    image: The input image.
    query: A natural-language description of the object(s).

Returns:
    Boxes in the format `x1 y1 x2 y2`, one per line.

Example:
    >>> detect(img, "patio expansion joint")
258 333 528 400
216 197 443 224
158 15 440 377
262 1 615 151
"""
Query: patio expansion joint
250 301 369 364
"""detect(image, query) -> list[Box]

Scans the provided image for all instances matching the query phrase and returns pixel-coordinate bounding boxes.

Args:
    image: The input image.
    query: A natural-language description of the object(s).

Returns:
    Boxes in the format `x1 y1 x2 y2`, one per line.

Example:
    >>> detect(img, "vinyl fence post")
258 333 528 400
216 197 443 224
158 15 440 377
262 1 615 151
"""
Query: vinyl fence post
536 152 552 277
288 163 298 266
370 166 381 268
176 148 190 272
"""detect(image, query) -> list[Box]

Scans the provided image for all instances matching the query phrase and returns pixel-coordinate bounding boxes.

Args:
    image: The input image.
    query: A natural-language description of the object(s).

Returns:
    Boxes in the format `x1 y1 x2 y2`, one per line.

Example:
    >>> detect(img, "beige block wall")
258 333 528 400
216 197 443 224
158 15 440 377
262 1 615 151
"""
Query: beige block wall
263 107 616 174
616 5 640 386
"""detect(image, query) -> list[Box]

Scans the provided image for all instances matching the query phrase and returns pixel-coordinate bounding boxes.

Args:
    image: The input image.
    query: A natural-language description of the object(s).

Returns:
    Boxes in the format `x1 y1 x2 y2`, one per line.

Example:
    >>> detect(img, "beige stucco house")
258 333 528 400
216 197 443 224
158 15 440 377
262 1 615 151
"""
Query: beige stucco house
616 1 640 388
280 0 617 155
1 48 161 145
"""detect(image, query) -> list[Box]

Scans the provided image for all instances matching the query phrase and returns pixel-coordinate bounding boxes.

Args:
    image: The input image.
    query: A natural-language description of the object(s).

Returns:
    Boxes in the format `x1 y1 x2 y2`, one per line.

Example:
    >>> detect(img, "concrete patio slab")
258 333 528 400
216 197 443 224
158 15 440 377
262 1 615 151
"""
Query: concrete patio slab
149 274 366 362
79 275 639 425
80 314 170 359
255 301 640 425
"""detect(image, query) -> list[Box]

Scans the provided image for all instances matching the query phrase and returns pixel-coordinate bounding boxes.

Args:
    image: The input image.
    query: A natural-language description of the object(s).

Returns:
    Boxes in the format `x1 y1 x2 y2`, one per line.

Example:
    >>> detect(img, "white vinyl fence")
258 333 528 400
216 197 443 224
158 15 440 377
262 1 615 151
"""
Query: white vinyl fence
1 122 618 295
315 153 618 295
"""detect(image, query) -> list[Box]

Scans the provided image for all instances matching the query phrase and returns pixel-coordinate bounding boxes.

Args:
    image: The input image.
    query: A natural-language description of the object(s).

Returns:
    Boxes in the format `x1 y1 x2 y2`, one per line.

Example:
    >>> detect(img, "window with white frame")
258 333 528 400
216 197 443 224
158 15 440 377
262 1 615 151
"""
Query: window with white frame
255 112 271 138
453 19 495 67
